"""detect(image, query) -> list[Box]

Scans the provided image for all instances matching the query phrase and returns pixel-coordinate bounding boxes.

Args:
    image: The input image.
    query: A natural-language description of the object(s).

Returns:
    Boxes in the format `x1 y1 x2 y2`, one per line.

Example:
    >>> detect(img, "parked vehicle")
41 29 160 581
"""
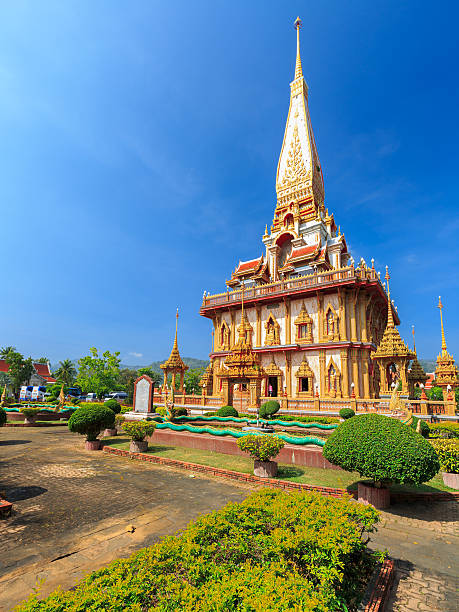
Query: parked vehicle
67 387 82 399
85 393 98 402
31 386 47 401
105 392 128 402
20 386 33 401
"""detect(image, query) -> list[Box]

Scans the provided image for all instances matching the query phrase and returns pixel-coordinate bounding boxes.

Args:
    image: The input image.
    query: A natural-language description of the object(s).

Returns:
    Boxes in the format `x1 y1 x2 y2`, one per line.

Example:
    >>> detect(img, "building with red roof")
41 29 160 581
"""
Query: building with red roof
0 360 56 385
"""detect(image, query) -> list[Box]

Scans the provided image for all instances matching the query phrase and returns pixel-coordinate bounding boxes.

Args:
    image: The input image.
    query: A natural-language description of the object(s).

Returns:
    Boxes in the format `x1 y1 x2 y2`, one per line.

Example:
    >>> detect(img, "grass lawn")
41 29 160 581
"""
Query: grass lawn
104 437 453 493
6 420 68 426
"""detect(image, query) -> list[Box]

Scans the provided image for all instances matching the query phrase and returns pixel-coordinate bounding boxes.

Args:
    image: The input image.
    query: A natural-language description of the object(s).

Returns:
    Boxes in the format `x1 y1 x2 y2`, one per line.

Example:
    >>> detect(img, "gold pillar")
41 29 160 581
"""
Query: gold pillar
351 350 360 398
163 371 167 388
317 294 324 342
285 299 291 344
285 352 292 398
362 351 370 398
256 307 261 346
319 350 326 396
172 371 176 390
339 290 347 341
340 349 349 397
350 293 358 342
360 297 368 343
230 311 235 347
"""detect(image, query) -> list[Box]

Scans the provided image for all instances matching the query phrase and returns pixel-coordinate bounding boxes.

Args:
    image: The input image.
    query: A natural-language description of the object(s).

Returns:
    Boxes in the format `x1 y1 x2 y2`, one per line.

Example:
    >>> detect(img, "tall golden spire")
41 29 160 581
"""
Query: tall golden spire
438 296 448 356
412 325 416 353
385 266 394 328
173 308 179 350
294 16 303 79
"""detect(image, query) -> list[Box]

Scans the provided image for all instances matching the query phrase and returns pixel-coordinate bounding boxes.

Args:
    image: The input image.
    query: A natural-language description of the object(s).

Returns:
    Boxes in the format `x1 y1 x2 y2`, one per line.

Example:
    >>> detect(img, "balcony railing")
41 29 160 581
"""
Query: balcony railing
201 265 383 309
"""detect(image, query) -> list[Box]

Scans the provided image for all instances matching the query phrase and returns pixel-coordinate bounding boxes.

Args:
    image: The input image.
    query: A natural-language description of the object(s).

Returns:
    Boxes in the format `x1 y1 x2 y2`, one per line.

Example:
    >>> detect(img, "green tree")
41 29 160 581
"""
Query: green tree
76 348 121 399
54 359 77 385
427 386 444 401
0 346 16 359
137 367 162 387
6 351 35 396
117 368 138 404
183 367 205 394
36 357 49 364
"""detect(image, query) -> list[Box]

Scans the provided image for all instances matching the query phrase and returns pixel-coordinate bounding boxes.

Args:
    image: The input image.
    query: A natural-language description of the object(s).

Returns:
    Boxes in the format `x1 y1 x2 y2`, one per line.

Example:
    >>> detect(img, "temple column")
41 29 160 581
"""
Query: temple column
339 290 347 341
319 350 326 396
317 294 324 342
285 352 292 398
360 297 368 343
179 371 184 393
350 292 358 342
340 349 349 397
256 307 261 346
230 311 235 347
351 350 360 398
362 351 370 398
172 371 176 390
285 299 291 344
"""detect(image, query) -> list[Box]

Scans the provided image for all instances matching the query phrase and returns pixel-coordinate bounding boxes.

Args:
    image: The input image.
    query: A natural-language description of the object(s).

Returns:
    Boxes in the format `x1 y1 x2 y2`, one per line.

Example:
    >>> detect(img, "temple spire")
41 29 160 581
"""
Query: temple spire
438 296 448 356
173 308 179 349
294 16 303 79
412 325 416 353
385 266 394 328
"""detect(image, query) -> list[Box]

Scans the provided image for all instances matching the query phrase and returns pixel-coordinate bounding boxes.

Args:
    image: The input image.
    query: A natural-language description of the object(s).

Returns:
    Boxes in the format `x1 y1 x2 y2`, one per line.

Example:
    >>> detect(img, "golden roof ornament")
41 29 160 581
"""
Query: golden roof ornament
161 309 189 372
434 297 458 390
294 16 303 79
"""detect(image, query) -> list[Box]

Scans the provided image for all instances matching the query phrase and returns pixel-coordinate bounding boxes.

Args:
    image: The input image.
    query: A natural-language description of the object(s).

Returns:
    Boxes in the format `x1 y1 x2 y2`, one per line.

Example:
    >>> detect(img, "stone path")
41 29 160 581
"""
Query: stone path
1 427 458 611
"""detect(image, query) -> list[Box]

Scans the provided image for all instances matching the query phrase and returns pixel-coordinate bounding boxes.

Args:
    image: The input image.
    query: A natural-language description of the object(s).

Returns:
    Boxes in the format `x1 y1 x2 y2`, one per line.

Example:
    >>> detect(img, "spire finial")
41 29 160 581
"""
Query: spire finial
385 266 394 328
173 308 179 349
438 296 447 355
412 325 416 353
294 16 303 79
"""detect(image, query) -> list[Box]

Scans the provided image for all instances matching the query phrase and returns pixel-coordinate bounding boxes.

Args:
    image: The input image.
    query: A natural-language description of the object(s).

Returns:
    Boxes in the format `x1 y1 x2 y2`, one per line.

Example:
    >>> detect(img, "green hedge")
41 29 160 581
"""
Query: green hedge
15 489 380 611
103 399 122 414
68 405 115 441
217 405 238 418
429 422 459 439
323 414 440 486
339 407 355 419
0 407 6 427
431 439 459 473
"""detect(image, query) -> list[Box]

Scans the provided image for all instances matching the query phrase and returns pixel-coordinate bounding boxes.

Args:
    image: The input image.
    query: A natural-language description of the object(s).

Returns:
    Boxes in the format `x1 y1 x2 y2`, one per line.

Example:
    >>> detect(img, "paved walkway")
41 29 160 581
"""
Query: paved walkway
1 427 458 611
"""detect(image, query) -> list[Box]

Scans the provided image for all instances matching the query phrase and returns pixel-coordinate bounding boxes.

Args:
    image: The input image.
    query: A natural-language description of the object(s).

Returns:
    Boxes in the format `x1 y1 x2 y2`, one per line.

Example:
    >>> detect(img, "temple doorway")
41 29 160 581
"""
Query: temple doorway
268 376 278 397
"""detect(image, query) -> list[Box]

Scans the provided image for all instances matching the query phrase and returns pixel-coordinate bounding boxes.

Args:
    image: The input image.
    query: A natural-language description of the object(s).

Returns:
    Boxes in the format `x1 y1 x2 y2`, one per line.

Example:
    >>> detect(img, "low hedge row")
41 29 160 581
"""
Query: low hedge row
16 489 380 611
429 422 459 439
431 438 459 473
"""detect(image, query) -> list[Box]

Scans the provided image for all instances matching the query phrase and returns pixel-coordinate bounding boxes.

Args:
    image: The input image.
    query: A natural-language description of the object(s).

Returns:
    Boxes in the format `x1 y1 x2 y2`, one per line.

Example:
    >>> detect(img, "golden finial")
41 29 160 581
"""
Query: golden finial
385 266 394 328
412 325 416 353
264 224 268 237
173 308 179 349
438 296 448 356
294 16 303 79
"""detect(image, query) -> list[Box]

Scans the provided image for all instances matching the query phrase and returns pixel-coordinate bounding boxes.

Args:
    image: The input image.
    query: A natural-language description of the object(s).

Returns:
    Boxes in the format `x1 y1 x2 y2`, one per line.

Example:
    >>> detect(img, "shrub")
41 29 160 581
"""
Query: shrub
323 414 440 487
173 407 187 417
410 416 429 438
259 400 280 419
46 396 58 403
115 414 125 426
155 406 167 416
339 407 355 419
104 399 122 414
0 407 6 427
431 439 459 474
68 405 115 441
217 405 238 417
15 489 380 612
266 414 340 424
429 422 459 439
237 434 285 461
120 404 132 414
19 407 41 418
203 410 217 416
122 421 157 441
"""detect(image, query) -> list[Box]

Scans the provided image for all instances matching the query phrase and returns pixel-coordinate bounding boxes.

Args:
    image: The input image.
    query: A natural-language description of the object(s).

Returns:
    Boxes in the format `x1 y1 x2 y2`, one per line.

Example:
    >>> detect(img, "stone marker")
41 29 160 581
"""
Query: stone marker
133 375 154 414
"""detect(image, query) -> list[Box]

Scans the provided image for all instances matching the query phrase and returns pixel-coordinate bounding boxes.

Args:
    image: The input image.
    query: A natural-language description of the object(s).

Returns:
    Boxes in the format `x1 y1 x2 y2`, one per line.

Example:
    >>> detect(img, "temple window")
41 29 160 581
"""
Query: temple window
265 313 280 346
294 303 313 343
326 359 342 398
300 377 309 392
295 356 314 397
324 304 339 341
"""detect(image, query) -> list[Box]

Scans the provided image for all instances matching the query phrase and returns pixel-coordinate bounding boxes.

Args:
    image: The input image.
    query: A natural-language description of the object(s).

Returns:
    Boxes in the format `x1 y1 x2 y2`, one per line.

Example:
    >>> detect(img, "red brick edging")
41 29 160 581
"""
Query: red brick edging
0 498 13 518
365 559 395 611
103 446 459 502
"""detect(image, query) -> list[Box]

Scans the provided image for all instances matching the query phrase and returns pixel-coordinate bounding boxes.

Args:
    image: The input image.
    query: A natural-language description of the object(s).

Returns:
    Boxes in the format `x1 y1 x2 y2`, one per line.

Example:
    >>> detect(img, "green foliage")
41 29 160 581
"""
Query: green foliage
263 414 339 424
170 407 187 418
0 346 16 359
53 359 77 385
120 404 133 414
183 367 205 394
339 407 355 419
155 406 167 416
19 407 41 417
323 414 440 486
431 439 459 474
137 367 162 387
76 348 121 399
116 368 138 403
429 422 459 439
15 489 379 612
0 407 6 427
103 399 122 414
410 416 429 438
217 405 238 417
237 434 285 461
259 400 280 419
427 386 444 401
46 396 58 403
68 404 115 441
122 420 157 441
5 351 35 395
114 414 125 426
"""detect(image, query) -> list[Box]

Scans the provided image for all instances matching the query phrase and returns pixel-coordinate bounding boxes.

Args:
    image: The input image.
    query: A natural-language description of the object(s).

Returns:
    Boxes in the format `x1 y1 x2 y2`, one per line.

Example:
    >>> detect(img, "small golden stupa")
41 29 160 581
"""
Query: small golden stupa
160 309 188 393
407 326 427 397
372 267 415 395
434 297 458 400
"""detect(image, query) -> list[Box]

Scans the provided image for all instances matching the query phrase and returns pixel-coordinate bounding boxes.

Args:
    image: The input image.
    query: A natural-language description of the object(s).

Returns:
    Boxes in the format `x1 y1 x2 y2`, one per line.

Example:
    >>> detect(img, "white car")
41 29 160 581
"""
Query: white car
85 393 98 402
105 392 128 402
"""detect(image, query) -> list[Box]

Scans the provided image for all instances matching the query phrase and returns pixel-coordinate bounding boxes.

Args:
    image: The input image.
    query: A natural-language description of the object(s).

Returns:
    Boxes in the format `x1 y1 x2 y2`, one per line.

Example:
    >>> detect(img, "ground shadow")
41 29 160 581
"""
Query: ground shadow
277 466 305 479
3 486 48 502
0 439 32 446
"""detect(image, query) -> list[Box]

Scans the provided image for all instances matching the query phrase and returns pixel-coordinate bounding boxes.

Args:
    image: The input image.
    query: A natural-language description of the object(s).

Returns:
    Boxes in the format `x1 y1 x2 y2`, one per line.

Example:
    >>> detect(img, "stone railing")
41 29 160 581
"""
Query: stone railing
201 265 382 309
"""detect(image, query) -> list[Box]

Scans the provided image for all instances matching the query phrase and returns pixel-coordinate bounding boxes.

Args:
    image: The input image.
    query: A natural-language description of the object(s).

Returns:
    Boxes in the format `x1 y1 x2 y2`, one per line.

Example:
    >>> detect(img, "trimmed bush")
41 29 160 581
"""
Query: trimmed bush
122 420 157 441
217 405 238 417
15 489 379 612
237 434 285 461
46 396 58 403
264 414 339 424
103 399 122 414
173 407 187 417
339 407 355 420
0 407 6 427
155 406 167 416
431 439 459 474
323 414 440 487
429 422 459 439
114 414 125 427
259 400 280 419
19 407 41 418
68 405 115 442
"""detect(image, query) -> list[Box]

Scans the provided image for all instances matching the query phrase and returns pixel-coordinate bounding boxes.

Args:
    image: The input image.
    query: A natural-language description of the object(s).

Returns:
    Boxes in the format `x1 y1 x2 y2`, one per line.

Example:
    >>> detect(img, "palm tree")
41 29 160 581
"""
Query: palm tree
0 346 16 359
54 359 77 386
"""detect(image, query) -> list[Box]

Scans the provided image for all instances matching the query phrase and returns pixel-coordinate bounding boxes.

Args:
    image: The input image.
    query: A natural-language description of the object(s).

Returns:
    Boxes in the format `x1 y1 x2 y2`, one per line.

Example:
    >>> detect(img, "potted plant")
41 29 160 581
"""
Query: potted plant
122 421 157 453
68 404 115 450
103 399 122 436
237 434 285 478
20 406 41 425
323 414 440 508
431 439 459 489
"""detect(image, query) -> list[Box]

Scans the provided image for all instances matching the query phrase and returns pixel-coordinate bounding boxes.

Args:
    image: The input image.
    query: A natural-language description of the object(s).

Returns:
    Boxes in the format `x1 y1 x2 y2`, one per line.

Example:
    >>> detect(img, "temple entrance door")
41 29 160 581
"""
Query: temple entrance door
268 376 278 397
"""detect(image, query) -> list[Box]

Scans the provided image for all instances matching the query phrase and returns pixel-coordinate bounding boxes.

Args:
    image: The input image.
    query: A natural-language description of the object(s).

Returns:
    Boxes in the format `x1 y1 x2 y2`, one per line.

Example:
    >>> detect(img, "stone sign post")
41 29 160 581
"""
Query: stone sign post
133 375 154 414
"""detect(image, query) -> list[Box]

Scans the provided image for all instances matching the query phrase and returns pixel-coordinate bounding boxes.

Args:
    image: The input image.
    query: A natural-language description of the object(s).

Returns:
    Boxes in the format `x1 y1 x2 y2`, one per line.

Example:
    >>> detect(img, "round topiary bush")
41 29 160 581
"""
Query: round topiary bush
259 400 280 420
323 414 440 487
104 399 122 414
431 439 459 474
0 407 6 427
68 405 115 442
237 434 285 461
339 407 355 420
217 405 238 418
122 420 157 441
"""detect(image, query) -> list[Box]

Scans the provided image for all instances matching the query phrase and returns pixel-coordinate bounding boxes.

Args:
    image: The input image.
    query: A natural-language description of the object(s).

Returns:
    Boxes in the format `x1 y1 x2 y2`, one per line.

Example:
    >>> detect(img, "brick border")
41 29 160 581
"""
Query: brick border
103 446 459 502
364 559 394 611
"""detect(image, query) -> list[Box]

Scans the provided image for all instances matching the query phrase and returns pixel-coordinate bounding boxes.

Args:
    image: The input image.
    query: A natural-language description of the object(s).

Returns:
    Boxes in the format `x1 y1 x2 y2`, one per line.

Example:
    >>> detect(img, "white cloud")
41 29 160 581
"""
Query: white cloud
128 351 143 358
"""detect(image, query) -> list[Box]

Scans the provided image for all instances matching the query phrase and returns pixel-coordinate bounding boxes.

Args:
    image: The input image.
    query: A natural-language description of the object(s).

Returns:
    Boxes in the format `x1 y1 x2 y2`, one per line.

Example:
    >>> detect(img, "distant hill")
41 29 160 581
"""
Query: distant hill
418 359 436 373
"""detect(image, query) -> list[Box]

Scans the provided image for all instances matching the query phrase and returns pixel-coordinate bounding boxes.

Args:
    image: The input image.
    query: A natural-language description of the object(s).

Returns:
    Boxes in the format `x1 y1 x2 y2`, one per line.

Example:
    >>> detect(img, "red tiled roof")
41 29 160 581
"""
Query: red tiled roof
0 359 56 382
287 244 318 262
235 256 263 274
0 359 8 373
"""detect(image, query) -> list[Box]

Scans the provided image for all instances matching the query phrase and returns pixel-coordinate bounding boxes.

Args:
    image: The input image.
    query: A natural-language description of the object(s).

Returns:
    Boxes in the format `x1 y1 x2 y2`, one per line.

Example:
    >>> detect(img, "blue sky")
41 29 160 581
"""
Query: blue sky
1 1 458 364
